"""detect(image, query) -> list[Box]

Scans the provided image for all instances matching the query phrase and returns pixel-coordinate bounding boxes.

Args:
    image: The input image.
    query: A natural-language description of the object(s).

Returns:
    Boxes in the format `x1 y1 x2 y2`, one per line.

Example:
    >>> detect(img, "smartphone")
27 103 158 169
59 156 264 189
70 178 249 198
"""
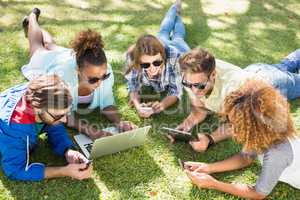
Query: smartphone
161 127 193 142
80 160 92 171
140 106 153 112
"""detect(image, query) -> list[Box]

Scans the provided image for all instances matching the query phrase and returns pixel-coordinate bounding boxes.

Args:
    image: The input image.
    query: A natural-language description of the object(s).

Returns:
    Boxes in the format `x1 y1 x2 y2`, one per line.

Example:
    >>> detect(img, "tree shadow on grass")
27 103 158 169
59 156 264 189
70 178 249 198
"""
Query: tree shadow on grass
93 146 164 199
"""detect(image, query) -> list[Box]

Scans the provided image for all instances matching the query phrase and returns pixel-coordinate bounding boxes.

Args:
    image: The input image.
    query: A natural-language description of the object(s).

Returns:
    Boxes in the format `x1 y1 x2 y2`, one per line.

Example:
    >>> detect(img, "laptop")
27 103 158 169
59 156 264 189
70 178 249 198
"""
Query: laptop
74 126 152 159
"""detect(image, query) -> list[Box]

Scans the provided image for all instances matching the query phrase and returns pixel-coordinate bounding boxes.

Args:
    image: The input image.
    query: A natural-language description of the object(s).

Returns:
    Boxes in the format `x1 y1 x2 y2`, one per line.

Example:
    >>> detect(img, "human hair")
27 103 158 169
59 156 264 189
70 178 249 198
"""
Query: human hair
126 34 166 73
70 29 107 69
223 79 295 154
179 48 215 75
25 74 72 111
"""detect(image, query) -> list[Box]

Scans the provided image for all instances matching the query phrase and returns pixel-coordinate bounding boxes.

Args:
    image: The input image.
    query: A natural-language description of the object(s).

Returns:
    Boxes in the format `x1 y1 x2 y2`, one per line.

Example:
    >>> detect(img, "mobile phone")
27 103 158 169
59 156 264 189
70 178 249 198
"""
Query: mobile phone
80 160 92 171
140 106 153 112
161 127 193 142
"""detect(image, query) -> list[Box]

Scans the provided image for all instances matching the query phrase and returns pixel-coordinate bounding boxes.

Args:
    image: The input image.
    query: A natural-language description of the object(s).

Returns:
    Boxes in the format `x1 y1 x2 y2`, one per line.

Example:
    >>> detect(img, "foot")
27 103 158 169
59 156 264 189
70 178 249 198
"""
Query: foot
22 16 29 38
175 0 182 15
32 7 41 21
22 8 41 38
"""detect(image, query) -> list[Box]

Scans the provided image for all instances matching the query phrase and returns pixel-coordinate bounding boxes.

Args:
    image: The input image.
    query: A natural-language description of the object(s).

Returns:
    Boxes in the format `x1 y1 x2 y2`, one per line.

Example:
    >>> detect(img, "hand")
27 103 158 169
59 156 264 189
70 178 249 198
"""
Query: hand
185 170 217 189
87 126 113 140
64 163 92 180
65 149 89 164
189 133 210 152
137 105 154 118
176 122 192 132
151 101 164 113
166 123 192 143
184 161 211 174
117 121 138 132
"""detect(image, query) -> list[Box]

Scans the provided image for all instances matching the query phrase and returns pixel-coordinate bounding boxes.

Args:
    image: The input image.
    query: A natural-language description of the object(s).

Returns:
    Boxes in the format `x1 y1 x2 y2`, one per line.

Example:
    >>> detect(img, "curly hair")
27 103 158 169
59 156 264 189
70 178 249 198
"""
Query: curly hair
223 79 295 154
70 29 107 69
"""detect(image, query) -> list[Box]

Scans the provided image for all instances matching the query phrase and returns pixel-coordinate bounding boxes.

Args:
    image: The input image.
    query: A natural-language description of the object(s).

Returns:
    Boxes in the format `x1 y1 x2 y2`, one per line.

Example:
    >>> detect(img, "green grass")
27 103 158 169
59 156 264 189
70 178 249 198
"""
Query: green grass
0 0 300 199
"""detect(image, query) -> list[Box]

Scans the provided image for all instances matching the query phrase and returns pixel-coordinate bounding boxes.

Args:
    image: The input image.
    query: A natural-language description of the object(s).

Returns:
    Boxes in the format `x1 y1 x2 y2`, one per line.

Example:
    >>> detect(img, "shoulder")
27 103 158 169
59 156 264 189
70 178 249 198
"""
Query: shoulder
263 140 293 165
165 45 180 59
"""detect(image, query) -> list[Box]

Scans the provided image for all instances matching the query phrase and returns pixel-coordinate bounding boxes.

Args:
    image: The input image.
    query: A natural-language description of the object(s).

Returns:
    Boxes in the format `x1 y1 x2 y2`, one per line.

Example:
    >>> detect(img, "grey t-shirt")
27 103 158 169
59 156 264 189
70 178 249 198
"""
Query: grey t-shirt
254 140 293 195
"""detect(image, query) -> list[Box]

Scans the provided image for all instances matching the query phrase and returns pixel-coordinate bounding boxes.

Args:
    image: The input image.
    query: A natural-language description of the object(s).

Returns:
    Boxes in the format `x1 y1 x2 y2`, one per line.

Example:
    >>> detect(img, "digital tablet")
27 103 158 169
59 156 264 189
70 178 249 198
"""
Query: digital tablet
161 127 193 142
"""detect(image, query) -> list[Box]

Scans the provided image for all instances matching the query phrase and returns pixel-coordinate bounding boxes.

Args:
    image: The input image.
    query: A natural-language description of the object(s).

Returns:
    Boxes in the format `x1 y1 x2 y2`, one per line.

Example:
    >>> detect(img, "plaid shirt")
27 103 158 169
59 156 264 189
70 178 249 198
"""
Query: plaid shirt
125 45 183 99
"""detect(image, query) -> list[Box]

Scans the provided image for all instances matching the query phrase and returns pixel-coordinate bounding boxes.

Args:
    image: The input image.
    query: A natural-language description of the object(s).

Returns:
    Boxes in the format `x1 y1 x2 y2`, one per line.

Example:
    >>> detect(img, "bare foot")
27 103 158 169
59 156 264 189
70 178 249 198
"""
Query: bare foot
175 0 182 15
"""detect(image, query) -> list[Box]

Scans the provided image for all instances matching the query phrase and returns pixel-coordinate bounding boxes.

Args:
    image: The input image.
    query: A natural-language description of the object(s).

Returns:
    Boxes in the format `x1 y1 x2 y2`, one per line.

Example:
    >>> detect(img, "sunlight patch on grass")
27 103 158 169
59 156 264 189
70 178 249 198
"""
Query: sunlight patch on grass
106 50 124 62
207 18 235 30
263 2 274 11
286 3 300 13
207 16 237 30
116 85 129 99
65 0 90 9
0 13 18 27
202 0 250 15
248 21 267 36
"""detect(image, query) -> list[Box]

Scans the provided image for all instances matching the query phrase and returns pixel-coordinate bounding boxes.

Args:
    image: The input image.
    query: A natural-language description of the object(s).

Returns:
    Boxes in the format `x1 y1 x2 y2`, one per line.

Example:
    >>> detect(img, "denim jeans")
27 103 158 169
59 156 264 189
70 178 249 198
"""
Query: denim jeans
157 5 190 54
244 49 300 100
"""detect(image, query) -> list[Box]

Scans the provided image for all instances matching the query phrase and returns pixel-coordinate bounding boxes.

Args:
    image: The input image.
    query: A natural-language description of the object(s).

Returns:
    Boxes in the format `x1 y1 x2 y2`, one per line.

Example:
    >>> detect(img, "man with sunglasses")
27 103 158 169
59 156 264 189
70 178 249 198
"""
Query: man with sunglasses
0 75 92 181
173 48 300 152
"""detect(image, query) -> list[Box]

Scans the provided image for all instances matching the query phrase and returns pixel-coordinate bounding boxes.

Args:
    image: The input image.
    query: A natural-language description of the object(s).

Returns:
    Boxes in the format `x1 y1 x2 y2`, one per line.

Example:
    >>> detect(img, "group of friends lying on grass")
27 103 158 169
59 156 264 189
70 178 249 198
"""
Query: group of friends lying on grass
0 1 299 199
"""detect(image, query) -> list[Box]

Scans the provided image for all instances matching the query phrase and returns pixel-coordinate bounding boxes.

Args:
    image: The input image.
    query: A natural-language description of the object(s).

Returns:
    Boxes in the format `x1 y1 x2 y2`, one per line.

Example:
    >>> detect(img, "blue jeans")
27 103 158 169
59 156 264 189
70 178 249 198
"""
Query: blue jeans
157 5 190 54
244 49 300 100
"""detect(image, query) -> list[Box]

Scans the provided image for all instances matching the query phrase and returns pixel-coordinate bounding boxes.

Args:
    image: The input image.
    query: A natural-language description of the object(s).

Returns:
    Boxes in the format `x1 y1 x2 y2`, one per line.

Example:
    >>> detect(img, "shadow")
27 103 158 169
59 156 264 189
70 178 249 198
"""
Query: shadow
207 0 300 67
93 146 164 199
1 0 300 199
184 0 210 48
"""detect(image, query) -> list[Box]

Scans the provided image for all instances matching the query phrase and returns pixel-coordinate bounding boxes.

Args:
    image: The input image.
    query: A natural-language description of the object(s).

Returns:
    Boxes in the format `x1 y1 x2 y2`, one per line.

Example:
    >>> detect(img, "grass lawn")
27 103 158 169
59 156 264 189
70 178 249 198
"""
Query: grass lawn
0 0 300 199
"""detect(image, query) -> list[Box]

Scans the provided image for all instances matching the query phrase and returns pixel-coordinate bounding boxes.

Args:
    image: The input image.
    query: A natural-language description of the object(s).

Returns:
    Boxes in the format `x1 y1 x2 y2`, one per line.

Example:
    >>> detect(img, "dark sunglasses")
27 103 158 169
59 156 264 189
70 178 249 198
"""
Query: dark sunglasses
88 73 111 84
140 60 163 69
182 79 209 90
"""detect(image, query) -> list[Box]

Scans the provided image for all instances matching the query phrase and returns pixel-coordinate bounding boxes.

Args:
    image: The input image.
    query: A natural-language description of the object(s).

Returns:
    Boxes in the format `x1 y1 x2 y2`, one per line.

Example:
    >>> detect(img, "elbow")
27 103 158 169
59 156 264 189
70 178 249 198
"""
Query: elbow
3 168 26 181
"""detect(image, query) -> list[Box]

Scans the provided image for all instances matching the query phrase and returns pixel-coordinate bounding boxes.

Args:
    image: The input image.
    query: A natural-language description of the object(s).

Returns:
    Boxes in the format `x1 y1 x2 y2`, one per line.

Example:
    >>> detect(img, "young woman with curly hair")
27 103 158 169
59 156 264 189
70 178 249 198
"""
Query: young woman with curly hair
21 8 136 139
183 80 300 199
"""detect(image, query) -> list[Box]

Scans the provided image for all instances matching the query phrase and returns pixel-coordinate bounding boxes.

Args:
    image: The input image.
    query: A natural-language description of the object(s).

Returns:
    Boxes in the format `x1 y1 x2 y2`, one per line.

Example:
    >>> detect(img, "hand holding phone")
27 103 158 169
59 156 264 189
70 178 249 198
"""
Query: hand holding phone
162 127 194 142
80 160 92 171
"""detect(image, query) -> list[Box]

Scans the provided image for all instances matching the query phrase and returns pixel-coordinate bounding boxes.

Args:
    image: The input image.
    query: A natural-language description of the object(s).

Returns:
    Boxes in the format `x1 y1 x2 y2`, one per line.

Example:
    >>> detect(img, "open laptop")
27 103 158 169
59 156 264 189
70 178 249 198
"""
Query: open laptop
74 126 152 159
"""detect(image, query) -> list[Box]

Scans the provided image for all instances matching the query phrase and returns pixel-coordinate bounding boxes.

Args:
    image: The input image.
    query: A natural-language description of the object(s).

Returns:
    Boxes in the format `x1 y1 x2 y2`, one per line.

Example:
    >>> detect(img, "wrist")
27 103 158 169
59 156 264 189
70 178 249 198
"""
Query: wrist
206 164 215 174
64 148 71 158
204 133 215 148
60 166 69 177
209 178 220 190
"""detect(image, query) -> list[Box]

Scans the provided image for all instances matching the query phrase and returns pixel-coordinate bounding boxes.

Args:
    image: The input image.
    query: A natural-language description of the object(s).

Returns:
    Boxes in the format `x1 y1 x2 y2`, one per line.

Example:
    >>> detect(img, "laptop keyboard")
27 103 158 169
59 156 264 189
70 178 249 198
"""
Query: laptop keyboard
84 143 93 153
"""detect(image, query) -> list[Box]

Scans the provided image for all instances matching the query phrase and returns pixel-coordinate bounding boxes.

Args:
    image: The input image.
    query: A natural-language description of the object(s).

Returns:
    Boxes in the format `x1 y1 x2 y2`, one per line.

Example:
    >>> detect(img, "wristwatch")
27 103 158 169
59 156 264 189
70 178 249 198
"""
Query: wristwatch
204 133 215 148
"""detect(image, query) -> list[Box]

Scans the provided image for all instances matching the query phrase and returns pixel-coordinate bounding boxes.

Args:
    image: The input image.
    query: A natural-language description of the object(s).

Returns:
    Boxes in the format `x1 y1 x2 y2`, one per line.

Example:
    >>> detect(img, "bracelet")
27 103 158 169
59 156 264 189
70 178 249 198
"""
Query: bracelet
204 133 215 148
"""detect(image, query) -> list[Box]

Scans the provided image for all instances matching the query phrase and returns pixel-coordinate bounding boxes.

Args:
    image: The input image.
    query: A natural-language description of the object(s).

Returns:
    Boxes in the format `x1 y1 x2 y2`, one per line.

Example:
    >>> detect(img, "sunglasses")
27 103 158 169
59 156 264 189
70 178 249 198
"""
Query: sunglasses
88 73 111 84
140 60 163 69
182 79 209 90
